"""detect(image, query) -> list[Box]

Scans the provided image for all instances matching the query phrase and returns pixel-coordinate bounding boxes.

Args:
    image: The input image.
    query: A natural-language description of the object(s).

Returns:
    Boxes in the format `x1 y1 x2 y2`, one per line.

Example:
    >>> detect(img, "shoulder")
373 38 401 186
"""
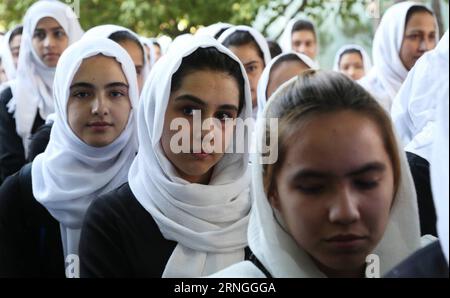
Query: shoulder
208 261 267 278
0 86 12 105
385 240 449 278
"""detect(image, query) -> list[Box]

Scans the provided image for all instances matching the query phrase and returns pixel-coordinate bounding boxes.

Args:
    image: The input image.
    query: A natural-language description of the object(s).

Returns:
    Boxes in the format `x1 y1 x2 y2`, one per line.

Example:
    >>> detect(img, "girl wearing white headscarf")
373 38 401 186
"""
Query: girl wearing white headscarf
385 61 449 277
83 25 148 92
0 0 83 184
256 52 317 117
278 17 319 61
0 25 23 84
333 44 372 81
358 2 438 111
0 37 139 277
79 35 253 278
390 31 448 237
219 25 271 117
212 70 427 278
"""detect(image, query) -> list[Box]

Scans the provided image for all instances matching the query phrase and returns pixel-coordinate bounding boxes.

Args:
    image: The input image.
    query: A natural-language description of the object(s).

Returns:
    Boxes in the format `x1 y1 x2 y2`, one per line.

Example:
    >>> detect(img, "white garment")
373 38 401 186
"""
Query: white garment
128 35 253 277
195 22 232 39
256 52 317 118
218 25 272 66
0 25 21 81
430 79 449 265
391 31 449 163
10 0 83 157
212 74 423 278
332 44 372 75
83 24 150 83
358 1 438 112
32 38 139 269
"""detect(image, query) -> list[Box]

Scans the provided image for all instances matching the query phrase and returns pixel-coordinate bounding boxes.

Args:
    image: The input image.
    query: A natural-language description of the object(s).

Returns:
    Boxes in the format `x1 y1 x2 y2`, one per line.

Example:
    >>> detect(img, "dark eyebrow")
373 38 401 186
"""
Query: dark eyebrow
346 162 386 176
70 82 94 89
34 26 64 32
291 162 387 181
174 94 207 107
105 82 129 89
244 61 259 66
70 82 129 89
218 104 239 113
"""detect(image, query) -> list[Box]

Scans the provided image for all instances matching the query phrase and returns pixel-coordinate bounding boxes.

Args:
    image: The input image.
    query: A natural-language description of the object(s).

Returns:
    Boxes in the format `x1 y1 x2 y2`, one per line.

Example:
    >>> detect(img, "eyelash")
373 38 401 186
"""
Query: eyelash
180 107 234 121
33 30 66 41
71 90 126 99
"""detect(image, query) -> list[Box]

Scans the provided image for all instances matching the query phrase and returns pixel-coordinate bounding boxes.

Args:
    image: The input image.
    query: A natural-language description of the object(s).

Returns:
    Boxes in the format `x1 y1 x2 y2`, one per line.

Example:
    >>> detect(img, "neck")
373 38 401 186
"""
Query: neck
179 168 213 185
315 261 366 278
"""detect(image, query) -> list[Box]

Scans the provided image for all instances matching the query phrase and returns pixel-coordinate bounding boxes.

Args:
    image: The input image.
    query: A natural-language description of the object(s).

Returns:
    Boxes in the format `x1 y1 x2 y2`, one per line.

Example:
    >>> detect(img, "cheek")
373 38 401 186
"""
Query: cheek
32 39 43 56
67 103 84 134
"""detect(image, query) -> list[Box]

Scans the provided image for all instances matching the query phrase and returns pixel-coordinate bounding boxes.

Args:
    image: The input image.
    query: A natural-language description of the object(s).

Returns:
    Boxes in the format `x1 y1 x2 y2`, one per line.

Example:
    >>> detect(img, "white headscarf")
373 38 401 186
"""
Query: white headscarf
391 31 448 163
0 25 22 81
332 44 372 74
212 74 423 278
195 22 232 39
83 24 150 82
128 35 253 277
10 0 83 156
256 52 317 118
358 2 438 111
218 25 272 66
32 37 139 268
430 77 449 265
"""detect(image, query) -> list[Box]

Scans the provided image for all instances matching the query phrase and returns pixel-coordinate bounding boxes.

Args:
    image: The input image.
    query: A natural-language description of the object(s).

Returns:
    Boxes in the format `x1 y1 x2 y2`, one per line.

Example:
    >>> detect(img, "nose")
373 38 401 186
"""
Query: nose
329 185 360 225
43 34 56 48
91 94 109 116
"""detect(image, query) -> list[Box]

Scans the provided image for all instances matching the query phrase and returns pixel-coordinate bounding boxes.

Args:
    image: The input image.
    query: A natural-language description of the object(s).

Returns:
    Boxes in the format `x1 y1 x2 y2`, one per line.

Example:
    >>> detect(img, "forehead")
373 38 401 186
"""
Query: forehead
405 11 436 31
291 30 315 41
340 52 363 64
228 43 263 64
281 110 389 173
170 70 240 107
35 17 62 29
72 55 127 84
118 40 144 65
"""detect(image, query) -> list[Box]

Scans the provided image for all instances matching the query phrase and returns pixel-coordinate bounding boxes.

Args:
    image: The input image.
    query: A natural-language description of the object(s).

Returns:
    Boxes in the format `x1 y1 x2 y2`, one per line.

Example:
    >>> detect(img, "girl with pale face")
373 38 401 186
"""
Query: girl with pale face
67 55 132 148
210 70 423 278
32 17 69 68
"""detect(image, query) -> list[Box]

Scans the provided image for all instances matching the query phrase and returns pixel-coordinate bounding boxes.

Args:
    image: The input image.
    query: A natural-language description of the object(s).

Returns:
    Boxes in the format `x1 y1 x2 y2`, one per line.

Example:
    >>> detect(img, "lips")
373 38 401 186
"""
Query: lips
325 234 368 250
87 121 113 127
44 53 59 59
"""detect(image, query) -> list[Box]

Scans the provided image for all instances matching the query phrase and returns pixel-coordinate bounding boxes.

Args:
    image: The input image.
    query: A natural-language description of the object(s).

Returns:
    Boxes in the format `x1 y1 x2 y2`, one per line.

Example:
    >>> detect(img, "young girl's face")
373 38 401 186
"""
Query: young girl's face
339 52 365 81
161 70 240 184
32 17 69 67
67 55 132 147
270 110 395 277
228 43 264 109
400 11 436 70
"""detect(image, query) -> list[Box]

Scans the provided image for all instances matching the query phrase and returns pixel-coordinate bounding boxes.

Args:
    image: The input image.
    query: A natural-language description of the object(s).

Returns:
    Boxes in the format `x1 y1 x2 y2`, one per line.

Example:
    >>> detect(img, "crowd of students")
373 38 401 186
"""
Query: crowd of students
0 0 447 278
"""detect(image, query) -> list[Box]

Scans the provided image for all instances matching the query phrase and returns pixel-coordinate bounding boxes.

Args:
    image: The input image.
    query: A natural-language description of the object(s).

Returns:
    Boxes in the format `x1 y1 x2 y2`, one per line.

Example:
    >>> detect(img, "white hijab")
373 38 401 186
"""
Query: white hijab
332 44 372 74
195 22 232 39
32 38 139 269
10 0 83 155
218 25 272 67
128 35 253 277
358 2 438 111
0 25 21 82
256 52 317 118
391 31 448 163
213 74 423 278
83 24 150 82
430 76 449 265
